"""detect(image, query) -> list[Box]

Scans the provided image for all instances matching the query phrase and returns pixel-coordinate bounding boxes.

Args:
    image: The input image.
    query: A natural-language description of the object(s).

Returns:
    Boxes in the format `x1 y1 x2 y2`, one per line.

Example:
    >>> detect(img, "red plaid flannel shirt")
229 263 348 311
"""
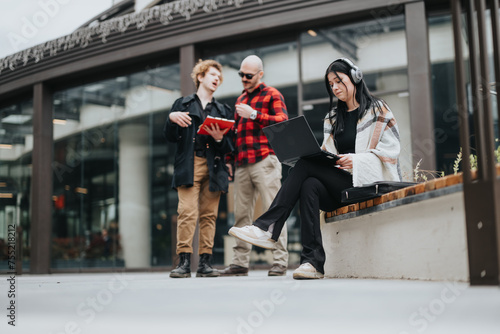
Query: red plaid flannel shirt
230 83 288 166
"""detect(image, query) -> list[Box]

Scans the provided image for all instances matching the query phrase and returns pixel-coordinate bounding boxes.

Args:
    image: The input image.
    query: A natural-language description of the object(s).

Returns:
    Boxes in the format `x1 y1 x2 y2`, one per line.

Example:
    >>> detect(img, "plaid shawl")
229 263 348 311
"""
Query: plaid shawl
321 101 402 187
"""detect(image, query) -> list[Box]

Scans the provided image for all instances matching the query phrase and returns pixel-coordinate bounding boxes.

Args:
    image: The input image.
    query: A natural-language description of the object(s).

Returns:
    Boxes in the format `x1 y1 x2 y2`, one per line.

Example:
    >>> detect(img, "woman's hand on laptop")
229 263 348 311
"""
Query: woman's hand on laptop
337 154 353 170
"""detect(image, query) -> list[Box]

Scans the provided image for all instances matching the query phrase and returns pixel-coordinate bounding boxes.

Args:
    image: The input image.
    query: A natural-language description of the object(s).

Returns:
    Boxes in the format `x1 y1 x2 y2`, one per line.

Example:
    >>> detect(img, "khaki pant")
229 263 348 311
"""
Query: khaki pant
176 155 221 254
232 154 288 267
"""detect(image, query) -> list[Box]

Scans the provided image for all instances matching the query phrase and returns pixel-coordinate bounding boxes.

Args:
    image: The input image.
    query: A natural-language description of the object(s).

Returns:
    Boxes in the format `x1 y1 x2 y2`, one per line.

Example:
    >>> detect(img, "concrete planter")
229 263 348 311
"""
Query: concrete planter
321 186 469 281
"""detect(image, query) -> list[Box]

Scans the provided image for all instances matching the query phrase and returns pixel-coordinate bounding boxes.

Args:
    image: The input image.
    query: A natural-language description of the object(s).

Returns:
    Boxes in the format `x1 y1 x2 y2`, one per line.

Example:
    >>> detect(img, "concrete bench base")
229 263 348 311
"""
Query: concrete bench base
321 190 469 281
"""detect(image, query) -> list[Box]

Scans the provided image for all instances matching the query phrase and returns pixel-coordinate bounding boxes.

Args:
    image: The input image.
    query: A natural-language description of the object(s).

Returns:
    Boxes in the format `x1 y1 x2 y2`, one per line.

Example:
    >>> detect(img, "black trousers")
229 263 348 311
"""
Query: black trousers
254 158 353 273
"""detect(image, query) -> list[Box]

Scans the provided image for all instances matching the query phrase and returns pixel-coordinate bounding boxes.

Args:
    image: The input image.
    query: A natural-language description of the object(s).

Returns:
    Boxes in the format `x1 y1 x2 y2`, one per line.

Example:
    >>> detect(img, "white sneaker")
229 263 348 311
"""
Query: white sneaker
293 263 324 280
228 225 276 249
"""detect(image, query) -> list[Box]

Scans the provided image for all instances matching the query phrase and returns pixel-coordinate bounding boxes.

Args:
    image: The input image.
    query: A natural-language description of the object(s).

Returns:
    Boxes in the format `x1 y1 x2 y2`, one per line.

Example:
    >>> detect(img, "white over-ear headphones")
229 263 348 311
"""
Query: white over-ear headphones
334 58 363 84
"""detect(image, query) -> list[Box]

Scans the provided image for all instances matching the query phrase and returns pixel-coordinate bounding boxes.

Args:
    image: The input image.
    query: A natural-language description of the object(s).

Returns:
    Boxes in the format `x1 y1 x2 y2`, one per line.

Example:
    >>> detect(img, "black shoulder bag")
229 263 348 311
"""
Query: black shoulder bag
341 181 417 204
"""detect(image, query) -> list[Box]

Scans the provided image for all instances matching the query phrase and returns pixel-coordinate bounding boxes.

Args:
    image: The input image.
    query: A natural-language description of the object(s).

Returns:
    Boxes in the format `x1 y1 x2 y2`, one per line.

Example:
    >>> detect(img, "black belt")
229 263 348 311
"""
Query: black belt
195 150 206 158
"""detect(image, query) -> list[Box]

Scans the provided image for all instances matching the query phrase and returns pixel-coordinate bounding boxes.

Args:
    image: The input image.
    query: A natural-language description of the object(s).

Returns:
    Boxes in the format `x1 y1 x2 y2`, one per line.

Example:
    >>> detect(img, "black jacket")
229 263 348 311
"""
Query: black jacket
163 94 234 192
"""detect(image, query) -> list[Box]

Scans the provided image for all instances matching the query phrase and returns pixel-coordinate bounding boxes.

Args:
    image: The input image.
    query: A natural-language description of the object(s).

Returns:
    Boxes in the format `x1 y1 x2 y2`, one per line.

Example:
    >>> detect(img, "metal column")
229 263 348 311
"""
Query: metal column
405 1 437 171
451 0 500 285
30 83 53 274
175 45 200 270
180 45 198 96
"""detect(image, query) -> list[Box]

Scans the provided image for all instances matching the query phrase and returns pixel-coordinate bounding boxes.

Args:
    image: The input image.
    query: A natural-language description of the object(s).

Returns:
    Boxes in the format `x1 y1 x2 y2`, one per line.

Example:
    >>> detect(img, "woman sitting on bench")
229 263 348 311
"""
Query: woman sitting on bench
229 58 402 279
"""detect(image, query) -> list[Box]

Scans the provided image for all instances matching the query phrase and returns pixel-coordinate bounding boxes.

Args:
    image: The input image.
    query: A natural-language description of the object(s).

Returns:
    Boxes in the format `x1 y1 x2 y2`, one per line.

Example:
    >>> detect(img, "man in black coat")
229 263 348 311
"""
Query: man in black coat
164 59 233 278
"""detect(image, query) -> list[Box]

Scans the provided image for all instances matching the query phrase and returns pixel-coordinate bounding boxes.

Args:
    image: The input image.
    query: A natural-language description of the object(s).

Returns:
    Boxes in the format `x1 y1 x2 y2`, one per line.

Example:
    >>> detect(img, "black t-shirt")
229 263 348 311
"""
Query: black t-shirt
335 108 359 154
194 95 213 157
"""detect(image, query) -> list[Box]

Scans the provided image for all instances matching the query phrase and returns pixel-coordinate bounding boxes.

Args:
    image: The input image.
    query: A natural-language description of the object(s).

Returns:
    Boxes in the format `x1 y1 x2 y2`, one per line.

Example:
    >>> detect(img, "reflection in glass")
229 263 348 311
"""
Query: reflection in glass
52 64 181 269
0 100 33 271
428 12 499 174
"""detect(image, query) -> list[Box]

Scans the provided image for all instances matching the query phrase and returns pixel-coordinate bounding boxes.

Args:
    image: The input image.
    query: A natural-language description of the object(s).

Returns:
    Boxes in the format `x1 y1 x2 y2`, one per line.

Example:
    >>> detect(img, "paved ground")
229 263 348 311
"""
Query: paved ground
1 271 500 334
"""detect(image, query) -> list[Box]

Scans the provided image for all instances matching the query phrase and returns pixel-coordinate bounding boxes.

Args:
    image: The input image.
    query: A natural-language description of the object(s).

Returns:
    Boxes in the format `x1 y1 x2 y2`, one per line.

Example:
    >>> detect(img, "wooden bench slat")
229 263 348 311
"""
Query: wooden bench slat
373 196 385 206
424 179 437 192
336 206 349 215
445 173 463 186
404 186 416 197
382 192 396 202
434 176 447 190
414 183 426 194
394 188 406 199
348 203 359 212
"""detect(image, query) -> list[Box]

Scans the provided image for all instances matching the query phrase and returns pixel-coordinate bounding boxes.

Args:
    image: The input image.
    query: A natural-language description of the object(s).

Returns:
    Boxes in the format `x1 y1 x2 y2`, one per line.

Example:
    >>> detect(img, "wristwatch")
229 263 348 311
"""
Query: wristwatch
249 109 257 120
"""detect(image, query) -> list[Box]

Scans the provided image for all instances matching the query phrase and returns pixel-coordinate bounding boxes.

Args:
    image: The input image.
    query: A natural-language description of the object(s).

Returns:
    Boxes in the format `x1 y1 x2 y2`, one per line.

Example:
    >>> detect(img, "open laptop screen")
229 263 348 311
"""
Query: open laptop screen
263 115 339 166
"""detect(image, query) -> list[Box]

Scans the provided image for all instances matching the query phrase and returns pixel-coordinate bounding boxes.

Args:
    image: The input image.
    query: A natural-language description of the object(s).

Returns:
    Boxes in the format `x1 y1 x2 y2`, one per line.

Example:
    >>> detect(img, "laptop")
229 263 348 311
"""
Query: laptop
263 115 340 167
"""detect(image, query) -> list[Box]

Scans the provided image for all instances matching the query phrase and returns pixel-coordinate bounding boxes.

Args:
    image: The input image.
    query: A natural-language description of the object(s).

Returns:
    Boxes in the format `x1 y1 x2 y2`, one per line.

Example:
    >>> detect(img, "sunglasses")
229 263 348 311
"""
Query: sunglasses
238 71 260 80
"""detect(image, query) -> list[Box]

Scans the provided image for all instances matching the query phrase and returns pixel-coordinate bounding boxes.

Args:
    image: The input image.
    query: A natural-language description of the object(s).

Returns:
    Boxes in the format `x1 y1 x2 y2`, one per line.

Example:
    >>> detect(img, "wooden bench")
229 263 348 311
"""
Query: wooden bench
320 164 500 282
325 164 500 221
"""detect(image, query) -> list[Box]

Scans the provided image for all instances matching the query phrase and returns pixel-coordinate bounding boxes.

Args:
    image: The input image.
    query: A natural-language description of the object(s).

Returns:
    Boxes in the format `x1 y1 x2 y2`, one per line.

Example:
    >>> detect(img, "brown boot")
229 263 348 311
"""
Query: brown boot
219 264 248 276
268 264 287 276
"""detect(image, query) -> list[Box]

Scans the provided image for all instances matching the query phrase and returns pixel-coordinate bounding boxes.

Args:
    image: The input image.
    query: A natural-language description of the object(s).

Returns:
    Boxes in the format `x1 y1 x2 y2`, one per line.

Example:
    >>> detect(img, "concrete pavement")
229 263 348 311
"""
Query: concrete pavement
1 271 500 334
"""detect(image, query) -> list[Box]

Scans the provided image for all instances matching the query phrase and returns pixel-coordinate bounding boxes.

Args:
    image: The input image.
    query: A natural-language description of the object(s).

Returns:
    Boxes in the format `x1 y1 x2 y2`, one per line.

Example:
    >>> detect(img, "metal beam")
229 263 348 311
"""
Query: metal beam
475 0 496 179
451 0 472 183
451 0 500 285
489 0 500 143
405 1 437 171
30 83 53 274
177 44 199 270
0 0 422 98
180 45 197 96
317 30 358 61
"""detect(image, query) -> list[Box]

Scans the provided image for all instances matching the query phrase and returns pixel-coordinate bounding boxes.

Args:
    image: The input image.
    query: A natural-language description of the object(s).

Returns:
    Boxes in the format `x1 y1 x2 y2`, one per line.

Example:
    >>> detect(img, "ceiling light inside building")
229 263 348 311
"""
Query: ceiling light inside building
146 85 173 93
2 115 32 124
75 187 88 194
307 29 317 37
84 84 106 92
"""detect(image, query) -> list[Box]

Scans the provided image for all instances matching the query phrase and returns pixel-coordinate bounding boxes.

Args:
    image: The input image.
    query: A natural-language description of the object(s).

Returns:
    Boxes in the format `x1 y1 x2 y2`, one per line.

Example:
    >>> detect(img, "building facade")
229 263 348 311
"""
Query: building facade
0 0 498 274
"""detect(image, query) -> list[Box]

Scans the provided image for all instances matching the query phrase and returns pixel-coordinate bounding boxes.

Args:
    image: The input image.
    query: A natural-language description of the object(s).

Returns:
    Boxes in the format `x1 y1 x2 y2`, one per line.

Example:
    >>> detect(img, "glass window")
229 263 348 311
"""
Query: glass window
0 100 33 272
428 14 462 174
52 63 181 269
300 15 413 180
429 11 500 175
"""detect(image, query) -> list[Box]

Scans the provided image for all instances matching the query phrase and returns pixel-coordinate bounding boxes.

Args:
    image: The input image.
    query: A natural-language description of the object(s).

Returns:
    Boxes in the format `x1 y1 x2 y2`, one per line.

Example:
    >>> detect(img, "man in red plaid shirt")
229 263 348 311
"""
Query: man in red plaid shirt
221 55 289 277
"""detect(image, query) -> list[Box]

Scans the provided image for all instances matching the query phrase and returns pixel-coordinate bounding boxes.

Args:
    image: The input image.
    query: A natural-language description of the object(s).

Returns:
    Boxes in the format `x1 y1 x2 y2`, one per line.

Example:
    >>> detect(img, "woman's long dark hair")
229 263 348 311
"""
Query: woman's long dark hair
324 59 386 138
